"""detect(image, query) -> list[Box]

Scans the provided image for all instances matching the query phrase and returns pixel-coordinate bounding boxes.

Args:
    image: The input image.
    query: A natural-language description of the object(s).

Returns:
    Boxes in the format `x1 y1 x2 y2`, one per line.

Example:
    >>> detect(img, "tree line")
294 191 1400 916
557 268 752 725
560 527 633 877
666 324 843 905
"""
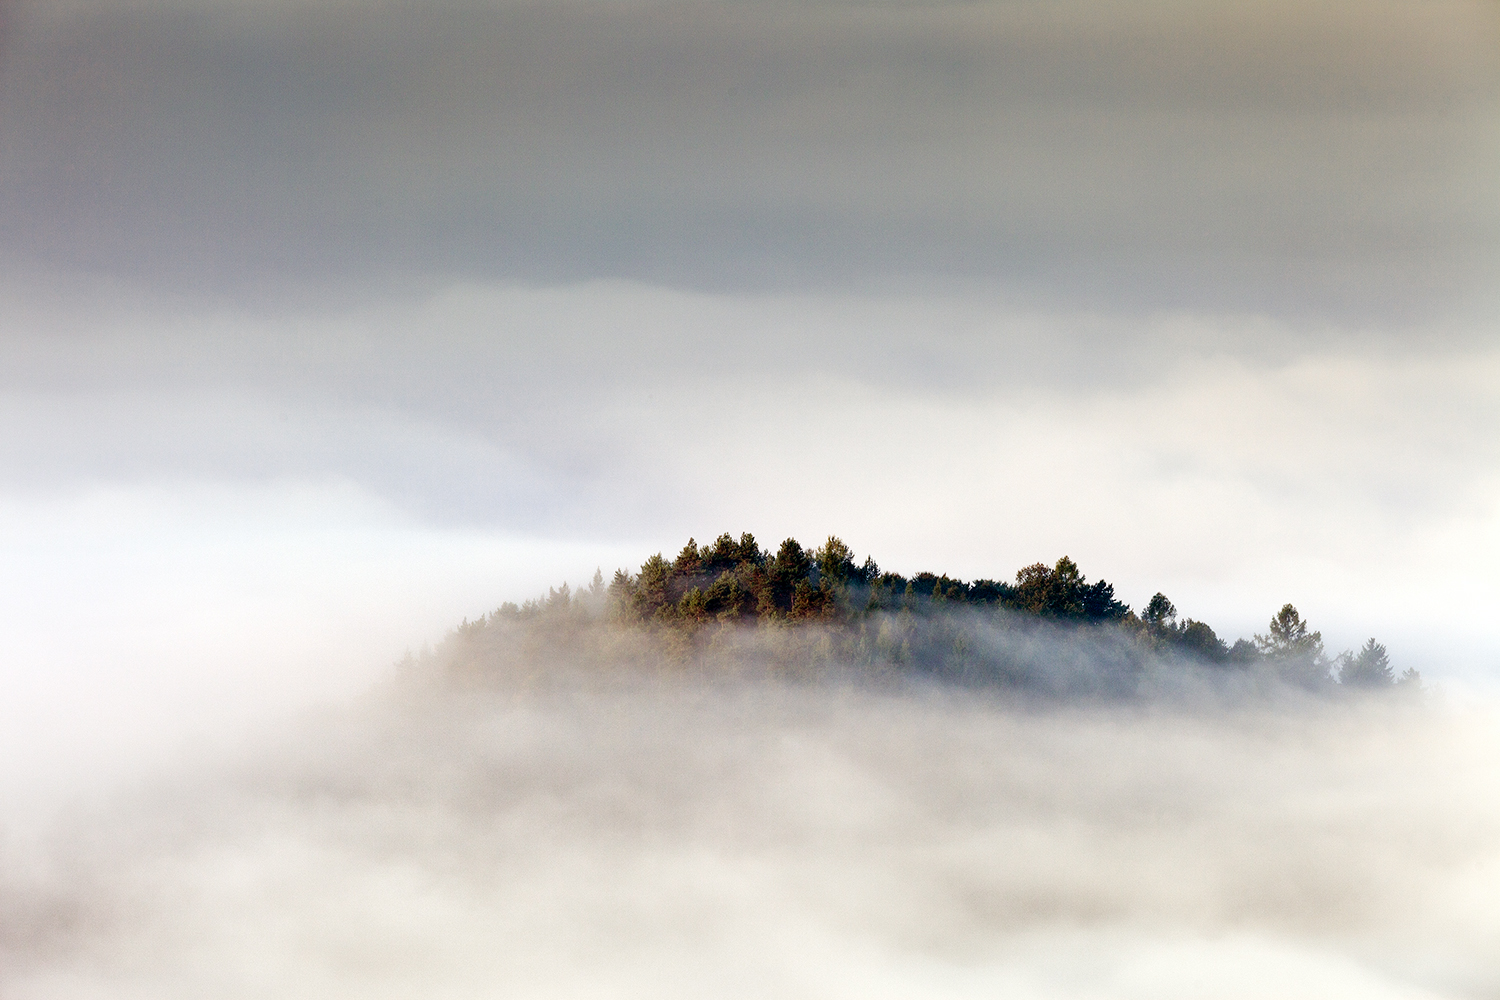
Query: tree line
454 532 1421 695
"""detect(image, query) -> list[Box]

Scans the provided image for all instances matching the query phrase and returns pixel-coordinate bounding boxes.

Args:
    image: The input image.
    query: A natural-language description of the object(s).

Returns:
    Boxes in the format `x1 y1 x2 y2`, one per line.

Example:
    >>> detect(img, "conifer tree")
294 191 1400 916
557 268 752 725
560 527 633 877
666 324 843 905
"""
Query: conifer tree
1339 639 1394 688
1256 604 1329 687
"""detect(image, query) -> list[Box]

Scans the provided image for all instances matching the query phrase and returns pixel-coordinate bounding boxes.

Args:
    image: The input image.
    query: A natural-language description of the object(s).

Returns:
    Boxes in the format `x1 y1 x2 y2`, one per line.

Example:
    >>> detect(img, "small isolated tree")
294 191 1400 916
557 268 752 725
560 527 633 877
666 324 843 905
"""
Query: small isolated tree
1256 604 1329 687
1143 593 1177 627
1338 638 1394 689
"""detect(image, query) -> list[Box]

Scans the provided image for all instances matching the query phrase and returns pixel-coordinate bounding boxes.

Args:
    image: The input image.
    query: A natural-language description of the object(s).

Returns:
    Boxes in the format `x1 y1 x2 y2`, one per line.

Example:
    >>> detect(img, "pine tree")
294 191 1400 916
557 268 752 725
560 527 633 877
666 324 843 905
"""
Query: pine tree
1255 604 1329 687
1339 639 1394 688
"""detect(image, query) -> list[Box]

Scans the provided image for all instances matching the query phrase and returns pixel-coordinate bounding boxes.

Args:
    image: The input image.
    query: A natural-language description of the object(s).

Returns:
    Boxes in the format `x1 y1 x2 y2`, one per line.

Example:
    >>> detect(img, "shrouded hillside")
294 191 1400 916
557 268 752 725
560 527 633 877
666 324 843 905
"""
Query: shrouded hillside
0 540 1463 1000
428 534 1421 699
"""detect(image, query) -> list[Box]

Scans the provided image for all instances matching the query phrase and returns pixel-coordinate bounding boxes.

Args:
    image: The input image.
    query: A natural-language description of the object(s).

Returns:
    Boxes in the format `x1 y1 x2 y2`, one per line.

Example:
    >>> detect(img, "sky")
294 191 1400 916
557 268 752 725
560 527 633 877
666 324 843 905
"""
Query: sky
1 0 1499 800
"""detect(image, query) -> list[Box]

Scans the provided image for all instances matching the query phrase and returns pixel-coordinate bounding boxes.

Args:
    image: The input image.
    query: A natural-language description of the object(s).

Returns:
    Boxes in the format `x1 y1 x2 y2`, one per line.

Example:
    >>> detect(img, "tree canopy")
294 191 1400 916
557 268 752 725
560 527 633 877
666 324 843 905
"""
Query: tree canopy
439 532 1419 699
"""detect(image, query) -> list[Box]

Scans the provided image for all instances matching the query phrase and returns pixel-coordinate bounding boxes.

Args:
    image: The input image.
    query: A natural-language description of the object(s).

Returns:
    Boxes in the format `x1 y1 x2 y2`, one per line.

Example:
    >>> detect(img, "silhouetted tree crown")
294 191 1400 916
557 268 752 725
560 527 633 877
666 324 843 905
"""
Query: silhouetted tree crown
449 532 1418 698
1255 603 1331 688
1339 639 1395 688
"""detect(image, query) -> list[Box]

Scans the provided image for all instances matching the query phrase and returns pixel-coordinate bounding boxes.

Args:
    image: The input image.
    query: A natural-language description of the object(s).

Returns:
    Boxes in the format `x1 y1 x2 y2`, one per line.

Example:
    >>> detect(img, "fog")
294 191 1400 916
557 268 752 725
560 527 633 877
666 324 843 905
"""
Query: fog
1 0 1497 990
2 633 1496 999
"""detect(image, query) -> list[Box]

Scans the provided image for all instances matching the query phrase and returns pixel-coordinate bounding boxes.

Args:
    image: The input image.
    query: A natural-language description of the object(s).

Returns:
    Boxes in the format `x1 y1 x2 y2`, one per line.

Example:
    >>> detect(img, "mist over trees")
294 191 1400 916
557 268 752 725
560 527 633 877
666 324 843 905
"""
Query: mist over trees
432 533 1420 700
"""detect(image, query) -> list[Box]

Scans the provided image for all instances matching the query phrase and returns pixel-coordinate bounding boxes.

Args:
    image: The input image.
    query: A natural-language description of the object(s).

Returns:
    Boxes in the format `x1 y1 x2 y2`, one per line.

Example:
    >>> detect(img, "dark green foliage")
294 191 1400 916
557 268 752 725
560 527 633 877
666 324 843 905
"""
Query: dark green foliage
1136 592 1230 663
1081 579 1130 621
440 532 1407 699
1176 620 1230 663
601 534 1250 668
967 579 1009 605
1143 593 1177 627
633 553 671 611
910 572 941 599
1012 561 1071 616
703 571 754 621
815 536 861 587
766 538 813 616
700 532 763 576
1007 557 1128 623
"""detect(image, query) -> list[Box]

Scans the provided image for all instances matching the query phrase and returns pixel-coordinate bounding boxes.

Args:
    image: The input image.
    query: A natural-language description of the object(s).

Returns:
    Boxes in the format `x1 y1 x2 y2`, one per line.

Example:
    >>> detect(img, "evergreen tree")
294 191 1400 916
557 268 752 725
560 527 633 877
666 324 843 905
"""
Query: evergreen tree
1255 604 1329 687
1080 579 1129 622
1339 639 1394 688
1177 620 1229 663
463 531 1410 701
815 536 858 587
1226 638 1259 664
1142 593 1177 629
633 553 671 618
673 538 702 575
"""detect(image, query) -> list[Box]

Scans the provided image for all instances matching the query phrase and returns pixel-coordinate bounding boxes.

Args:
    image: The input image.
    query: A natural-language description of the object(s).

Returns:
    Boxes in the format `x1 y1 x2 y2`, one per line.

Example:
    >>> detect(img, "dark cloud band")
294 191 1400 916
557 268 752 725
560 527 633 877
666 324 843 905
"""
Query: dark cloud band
2 0 1496 317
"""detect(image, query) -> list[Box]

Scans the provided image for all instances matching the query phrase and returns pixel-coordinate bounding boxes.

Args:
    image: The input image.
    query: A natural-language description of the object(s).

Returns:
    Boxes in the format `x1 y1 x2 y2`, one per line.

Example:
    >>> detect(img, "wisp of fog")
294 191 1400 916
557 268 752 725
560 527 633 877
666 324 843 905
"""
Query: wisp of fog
2 610 1497 1000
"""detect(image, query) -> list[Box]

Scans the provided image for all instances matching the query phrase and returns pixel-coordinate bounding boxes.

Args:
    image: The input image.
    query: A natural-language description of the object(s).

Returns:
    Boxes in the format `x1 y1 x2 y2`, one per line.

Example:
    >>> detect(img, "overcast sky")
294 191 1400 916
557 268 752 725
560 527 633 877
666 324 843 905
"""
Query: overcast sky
1 0 1499 801
4 0 1499 315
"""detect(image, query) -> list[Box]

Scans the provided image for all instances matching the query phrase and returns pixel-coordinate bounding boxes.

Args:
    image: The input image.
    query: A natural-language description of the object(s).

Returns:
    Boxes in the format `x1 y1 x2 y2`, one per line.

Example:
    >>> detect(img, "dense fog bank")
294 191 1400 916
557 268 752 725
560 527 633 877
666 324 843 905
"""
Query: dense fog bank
439 606 1407 707
1 647 1494 998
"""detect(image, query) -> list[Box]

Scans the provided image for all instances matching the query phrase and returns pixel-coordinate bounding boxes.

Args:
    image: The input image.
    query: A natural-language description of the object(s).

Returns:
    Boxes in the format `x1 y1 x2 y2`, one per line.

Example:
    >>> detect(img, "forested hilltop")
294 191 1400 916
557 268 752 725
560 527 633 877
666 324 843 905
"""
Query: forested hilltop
433 533 1421 698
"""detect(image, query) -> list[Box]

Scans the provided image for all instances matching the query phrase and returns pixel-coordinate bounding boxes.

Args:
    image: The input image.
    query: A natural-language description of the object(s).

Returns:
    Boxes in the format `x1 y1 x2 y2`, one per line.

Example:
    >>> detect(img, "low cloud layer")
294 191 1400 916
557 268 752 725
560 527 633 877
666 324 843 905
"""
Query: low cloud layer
2 660 1497 998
